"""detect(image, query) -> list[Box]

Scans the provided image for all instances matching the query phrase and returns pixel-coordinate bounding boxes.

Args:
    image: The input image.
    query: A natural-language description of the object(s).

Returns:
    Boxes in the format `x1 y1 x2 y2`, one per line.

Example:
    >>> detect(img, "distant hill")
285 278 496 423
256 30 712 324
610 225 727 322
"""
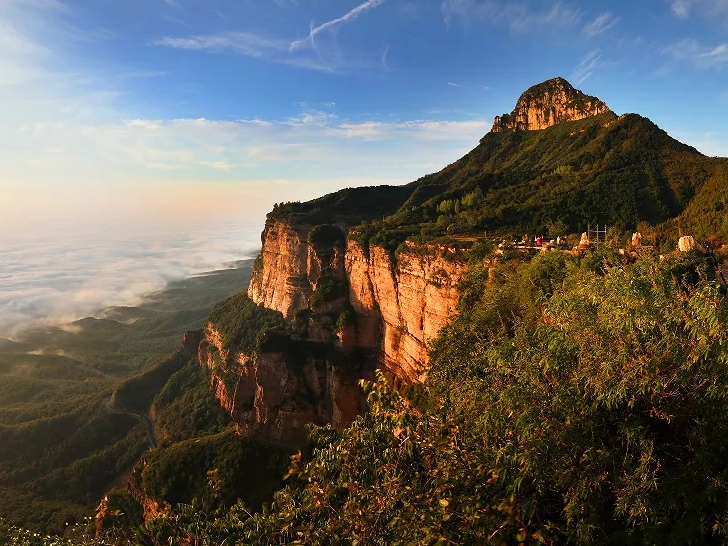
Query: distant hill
277 78 728 248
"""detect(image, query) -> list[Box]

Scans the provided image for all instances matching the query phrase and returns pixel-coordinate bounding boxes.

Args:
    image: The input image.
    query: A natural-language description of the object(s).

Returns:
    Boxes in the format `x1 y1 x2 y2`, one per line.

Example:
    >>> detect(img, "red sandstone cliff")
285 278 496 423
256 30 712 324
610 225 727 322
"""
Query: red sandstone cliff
193 218 465 446
197 321 365 447
247 220 464 385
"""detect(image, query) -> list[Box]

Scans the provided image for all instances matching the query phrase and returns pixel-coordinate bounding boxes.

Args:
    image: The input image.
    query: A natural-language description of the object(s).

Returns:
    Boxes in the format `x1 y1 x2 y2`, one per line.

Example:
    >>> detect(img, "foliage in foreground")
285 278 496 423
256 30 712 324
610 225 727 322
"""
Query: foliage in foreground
8 253 728 545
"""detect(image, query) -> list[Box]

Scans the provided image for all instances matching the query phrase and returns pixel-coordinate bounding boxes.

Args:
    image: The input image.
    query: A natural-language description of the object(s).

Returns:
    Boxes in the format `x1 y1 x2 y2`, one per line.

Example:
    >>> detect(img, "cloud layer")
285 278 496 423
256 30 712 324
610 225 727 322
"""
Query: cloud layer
0 221 261 337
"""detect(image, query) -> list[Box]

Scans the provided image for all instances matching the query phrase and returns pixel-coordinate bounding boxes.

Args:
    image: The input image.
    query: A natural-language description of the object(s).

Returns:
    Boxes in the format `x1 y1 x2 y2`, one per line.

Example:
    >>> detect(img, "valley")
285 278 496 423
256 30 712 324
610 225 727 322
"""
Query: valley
0 261 253 533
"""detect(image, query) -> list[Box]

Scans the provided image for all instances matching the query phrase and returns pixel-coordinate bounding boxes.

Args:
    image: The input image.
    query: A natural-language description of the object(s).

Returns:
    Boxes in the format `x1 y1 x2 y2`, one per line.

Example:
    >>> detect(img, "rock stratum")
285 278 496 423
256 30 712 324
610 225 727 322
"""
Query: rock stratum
247 220 463 384
491 77 613 133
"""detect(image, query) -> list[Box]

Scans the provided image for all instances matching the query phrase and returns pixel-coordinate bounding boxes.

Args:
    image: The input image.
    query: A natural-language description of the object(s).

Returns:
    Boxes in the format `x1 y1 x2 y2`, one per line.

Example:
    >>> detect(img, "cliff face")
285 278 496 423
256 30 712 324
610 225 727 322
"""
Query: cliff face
248 220 464 386
199 316 368 447
345 241 462 384
248 221 315 318
491 77 613 133
197 218 463 446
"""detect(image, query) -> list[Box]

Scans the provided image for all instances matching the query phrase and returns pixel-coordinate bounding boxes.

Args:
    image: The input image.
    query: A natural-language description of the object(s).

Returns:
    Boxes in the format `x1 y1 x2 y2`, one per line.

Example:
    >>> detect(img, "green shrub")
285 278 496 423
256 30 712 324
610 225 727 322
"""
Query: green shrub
307 224 345 247
207 293 285 351
310 276 348 308
141 428 288 512
111 352 185 413
151 359 230 443
334 308 356 332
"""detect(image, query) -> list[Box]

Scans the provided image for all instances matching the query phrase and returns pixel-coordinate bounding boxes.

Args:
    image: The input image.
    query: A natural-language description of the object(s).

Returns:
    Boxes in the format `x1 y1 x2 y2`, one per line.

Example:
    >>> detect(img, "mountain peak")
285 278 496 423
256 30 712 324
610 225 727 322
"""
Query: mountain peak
491 77 613 133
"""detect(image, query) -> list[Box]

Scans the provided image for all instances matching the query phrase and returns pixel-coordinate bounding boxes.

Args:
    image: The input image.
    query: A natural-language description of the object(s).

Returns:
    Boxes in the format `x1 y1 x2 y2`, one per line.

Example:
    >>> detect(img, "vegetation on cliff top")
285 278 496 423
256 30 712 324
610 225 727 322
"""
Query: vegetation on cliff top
268 185 416 226
207 292 285 352
307 224 346 247
276 112 728 251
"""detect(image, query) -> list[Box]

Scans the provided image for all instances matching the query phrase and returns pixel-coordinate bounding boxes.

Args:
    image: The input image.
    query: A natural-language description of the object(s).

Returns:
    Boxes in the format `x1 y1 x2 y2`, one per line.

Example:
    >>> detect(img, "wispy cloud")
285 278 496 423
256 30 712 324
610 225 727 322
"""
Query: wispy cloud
667 0 728 19
198 160 234 170
290 0 387 51
0 0 69 11
670 0 692 18
328 119 489 141
571 49 603 84
664 39 728 68
583 12 619 37
441 0 582 32
12 104 489 198
444 80 489 89
153 31 338 71
154 32 289 57
154 27 386 72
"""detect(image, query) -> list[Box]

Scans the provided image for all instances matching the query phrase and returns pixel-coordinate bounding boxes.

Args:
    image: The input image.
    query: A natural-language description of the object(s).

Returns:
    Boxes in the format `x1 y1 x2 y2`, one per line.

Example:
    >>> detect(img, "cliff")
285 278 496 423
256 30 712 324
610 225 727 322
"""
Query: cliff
197 77 725 448
192 219 464 446
198 328 365 447
491 77 613 133
248 220 464 385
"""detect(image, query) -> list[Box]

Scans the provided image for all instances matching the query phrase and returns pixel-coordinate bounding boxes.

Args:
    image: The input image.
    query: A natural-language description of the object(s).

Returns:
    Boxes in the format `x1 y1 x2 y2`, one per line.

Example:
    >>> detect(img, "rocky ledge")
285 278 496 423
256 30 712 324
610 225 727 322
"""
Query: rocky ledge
491 77 613 133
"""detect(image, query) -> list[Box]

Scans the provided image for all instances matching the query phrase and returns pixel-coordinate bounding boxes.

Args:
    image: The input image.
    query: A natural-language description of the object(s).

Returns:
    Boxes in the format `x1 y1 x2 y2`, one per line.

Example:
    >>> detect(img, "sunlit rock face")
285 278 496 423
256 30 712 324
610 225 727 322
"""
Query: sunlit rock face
491 77 612 133
248 219 464 387
198 323 364 448
344 240 462 385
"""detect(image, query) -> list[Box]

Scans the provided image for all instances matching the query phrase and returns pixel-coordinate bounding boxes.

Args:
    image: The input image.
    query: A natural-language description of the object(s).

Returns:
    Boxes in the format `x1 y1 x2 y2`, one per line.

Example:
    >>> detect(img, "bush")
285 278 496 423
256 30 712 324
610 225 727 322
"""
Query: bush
307 225 345 247
141 428 288 512
310 276 348 308
111 352 185 413
207 293 285 351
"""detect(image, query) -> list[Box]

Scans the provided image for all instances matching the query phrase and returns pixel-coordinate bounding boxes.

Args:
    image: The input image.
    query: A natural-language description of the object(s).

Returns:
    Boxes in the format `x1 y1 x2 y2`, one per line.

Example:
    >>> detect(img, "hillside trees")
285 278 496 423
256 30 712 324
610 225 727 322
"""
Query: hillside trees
233 252 728 545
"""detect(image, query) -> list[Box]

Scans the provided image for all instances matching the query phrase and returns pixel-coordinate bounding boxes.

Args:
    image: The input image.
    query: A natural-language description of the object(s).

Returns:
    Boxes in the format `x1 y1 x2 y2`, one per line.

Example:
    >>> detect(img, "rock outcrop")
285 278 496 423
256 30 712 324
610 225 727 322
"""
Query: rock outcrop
126 460 164 521
344 241 462 385
248 220 464 385
491 77 613 133
193 218 465 446
197 321 369 447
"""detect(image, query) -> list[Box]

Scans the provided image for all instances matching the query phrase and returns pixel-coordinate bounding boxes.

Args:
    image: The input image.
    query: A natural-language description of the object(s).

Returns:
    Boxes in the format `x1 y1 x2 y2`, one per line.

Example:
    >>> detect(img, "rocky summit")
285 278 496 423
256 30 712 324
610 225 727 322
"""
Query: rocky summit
491 77 613 133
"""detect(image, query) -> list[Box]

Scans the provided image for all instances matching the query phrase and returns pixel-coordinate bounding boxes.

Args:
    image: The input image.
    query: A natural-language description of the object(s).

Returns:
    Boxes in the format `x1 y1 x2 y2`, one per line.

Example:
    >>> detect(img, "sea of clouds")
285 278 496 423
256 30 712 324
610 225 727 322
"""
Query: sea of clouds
0 219 261 338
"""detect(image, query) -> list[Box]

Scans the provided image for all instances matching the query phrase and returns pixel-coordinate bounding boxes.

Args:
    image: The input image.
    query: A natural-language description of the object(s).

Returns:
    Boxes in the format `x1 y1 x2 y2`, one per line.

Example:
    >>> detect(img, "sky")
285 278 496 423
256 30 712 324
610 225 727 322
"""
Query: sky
1 0 728 332
2 0 728 231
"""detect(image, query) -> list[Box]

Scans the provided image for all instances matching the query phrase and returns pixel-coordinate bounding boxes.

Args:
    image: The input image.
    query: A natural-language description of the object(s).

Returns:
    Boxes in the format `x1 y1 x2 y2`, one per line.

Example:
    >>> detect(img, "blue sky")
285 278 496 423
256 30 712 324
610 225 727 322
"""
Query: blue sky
1 0 728 230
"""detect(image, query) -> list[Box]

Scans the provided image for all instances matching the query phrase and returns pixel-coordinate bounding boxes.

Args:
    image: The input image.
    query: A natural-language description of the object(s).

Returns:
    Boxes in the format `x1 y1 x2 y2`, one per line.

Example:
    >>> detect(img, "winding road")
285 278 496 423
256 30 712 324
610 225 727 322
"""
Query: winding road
102 397 158 449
